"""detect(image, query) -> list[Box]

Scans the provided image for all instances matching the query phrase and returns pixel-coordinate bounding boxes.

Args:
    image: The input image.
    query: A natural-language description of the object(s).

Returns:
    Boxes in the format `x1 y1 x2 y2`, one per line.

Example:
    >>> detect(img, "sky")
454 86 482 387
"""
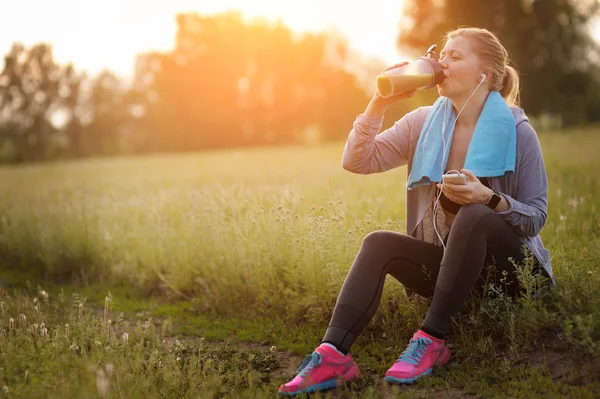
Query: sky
0 0 406 79
1 1 599 80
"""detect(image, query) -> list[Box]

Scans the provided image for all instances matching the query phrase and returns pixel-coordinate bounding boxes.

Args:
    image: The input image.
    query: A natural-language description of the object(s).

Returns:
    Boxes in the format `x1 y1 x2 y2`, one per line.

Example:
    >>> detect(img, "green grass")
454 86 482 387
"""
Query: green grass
0 127 599 397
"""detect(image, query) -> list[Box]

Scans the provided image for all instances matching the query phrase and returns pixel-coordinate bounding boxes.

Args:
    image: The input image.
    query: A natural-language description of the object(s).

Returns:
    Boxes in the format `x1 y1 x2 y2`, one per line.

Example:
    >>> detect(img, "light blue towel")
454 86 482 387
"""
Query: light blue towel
407 90 516 190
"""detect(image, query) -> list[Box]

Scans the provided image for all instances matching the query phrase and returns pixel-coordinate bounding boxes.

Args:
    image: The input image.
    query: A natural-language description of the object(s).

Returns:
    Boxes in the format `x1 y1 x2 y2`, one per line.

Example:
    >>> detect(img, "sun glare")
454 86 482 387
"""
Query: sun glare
1 0 406 77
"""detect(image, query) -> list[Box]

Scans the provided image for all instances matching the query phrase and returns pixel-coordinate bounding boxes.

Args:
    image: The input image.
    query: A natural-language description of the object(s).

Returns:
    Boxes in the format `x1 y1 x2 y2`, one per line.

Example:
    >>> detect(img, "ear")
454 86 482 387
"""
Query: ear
480 69 492 83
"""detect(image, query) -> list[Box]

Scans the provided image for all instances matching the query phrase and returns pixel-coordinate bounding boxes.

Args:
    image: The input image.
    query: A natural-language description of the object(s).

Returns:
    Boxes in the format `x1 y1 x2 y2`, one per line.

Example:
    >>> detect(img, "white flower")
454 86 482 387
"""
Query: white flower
96 369 109 398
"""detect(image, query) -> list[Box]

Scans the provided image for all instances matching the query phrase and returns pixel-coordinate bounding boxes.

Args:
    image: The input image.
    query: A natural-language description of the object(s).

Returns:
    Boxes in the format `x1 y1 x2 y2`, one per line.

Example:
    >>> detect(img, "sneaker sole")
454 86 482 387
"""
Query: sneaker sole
277 366 360 396
384 367 432 384
384 348 451 385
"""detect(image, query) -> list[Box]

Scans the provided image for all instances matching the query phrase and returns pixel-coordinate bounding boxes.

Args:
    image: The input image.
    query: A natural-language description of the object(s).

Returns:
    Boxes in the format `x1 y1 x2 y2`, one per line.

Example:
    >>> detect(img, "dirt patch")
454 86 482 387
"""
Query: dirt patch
528 349 576 379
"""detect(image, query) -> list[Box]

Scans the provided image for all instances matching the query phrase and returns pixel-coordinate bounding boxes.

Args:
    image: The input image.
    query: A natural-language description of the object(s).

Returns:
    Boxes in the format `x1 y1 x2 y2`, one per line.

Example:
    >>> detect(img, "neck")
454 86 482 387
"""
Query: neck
451 88 490 130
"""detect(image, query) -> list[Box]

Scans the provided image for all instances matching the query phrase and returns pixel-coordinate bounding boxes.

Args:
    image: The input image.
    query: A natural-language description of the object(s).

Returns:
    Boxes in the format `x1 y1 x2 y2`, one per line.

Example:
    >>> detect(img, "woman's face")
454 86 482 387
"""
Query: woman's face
437 36 486 99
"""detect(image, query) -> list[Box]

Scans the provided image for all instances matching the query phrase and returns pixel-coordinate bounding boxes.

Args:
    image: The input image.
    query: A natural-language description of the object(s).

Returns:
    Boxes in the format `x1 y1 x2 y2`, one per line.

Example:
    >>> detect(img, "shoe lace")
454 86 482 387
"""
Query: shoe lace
397 337 433 366
297 352 324 376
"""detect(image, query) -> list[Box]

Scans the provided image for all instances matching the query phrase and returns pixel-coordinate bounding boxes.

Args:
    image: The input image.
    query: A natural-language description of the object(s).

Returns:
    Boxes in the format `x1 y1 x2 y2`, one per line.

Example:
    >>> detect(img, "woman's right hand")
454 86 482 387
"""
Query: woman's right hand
371 62 418 108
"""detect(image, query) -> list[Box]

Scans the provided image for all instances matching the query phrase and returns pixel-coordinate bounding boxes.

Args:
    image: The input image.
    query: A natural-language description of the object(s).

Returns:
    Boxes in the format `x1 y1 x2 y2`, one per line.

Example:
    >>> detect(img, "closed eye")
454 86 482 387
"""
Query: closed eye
440 50 462 61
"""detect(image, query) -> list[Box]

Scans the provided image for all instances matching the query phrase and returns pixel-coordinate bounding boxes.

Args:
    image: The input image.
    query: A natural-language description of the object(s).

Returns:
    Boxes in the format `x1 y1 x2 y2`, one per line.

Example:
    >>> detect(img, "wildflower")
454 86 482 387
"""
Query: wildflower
70 343 80 352
41 326 48 340
107 320 112 342
96 368 109 398
0 301 5 314
9 318 14 331
104 293 112 323
270 346 277 352
122 332 129 344
19 314 26 327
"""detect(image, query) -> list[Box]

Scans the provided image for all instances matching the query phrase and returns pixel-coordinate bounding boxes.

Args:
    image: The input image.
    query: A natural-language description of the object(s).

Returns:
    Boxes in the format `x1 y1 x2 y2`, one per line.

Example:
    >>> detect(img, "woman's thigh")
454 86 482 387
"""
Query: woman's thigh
361 231 444 298
440 203 544 299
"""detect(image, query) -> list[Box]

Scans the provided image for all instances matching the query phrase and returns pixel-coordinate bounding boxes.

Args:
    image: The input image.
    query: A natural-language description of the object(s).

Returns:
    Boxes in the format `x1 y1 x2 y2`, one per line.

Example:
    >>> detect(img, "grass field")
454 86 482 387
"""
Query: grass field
0 127 599 398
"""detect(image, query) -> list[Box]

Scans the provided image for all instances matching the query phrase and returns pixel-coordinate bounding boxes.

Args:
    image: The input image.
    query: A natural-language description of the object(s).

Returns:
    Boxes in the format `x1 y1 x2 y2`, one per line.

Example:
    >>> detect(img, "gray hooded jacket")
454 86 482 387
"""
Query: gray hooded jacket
341 106 553 281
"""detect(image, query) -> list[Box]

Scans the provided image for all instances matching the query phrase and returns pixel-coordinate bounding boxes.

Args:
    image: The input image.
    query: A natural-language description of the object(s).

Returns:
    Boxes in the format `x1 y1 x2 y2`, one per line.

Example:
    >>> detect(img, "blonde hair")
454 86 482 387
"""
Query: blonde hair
445 27 520 107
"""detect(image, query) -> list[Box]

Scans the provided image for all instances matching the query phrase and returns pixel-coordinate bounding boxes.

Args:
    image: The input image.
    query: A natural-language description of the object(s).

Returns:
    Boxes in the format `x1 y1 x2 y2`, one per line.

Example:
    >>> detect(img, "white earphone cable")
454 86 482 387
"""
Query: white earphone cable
433 74 487 249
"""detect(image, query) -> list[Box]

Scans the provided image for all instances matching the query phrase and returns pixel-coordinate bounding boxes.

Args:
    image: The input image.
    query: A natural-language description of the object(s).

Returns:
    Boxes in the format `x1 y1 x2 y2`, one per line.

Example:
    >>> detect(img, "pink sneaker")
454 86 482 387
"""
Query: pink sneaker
384 330 451 384
278 344 361 396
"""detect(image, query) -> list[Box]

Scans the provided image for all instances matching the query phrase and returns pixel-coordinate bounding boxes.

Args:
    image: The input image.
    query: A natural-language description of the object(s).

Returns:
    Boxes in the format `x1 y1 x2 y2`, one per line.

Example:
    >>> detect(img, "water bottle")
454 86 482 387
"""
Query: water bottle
376 45 446 98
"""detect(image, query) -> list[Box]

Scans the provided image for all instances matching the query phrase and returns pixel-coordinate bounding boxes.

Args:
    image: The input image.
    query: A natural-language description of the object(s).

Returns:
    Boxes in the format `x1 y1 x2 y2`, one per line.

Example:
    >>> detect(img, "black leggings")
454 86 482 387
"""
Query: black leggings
322 203 547 354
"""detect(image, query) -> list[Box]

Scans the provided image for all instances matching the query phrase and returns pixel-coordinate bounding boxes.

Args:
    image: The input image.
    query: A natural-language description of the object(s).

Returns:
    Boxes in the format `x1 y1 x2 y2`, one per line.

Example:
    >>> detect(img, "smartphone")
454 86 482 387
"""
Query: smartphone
442 173 468 185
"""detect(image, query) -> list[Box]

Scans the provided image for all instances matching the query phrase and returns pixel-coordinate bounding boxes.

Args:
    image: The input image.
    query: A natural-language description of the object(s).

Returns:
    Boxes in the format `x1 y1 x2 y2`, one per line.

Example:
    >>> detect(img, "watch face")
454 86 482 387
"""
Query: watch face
488 192 502 209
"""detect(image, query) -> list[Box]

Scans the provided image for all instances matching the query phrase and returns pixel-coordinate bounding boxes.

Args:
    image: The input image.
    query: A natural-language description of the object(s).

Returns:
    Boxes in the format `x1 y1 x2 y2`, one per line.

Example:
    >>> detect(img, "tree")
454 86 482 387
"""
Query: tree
133 11 370 152
81 70 138 156
0 43 82 162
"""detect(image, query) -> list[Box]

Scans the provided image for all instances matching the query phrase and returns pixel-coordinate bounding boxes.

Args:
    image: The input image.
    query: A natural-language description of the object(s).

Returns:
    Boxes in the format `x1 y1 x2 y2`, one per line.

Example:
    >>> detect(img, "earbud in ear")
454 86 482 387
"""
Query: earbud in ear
480 73 487 82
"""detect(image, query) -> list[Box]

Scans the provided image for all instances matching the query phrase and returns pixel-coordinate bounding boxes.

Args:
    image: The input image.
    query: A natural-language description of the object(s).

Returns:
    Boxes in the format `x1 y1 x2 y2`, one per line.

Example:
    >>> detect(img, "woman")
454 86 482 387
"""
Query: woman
278 27 553 396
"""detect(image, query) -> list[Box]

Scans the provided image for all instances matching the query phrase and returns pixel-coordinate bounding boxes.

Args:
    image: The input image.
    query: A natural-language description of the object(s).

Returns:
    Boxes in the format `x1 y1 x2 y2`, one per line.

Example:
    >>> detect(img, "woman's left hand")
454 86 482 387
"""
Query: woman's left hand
437 169 492 205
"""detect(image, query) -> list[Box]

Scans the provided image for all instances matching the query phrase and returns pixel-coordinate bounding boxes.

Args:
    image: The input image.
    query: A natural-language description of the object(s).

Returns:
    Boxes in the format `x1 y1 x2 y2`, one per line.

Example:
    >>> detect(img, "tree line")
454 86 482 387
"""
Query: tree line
1 1 599 164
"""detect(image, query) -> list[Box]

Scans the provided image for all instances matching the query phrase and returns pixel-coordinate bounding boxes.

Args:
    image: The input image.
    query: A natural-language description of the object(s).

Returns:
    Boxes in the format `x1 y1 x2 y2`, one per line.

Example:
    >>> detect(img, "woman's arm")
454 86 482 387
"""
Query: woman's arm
495 123 549 237
341 61 419 175
341 101 419 175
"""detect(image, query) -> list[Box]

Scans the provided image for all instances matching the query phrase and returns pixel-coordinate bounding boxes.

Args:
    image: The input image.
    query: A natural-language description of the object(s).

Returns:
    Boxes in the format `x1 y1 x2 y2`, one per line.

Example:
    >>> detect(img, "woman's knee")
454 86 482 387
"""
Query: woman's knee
361 230 409 252
454 203 495 228
456 203 493 219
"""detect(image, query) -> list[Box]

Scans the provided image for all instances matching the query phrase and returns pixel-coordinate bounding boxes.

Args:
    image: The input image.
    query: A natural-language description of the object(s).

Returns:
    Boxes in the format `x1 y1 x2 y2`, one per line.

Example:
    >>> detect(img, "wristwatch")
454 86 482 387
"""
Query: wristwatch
486 190 502 210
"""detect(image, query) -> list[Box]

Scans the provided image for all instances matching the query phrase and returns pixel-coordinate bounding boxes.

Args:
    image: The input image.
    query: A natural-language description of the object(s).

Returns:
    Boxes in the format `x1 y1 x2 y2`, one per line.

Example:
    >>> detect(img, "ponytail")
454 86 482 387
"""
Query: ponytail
501 65 520 107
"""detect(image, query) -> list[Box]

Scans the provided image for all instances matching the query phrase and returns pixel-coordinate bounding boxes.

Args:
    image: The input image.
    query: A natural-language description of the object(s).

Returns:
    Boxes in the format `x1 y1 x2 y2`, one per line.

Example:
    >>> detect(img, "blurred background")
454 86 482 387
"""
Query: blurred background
0 0 599 164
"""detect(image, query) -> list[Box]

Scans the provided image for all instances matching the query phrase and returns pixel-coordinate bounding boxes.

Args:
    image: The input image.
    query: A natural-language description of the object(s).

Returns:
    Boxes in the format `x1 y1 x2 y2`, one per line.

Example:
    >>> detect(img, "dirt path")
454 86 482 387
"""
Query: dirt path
94 306 599 398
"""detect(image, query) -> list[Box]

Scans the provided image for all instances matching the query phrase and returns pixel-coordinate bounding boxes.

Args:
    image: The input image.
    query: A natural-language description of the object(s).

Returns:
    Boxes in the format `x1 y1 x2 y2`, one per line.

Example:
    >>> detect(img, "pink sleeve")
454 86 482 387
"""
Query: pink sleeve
341 110 418 174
